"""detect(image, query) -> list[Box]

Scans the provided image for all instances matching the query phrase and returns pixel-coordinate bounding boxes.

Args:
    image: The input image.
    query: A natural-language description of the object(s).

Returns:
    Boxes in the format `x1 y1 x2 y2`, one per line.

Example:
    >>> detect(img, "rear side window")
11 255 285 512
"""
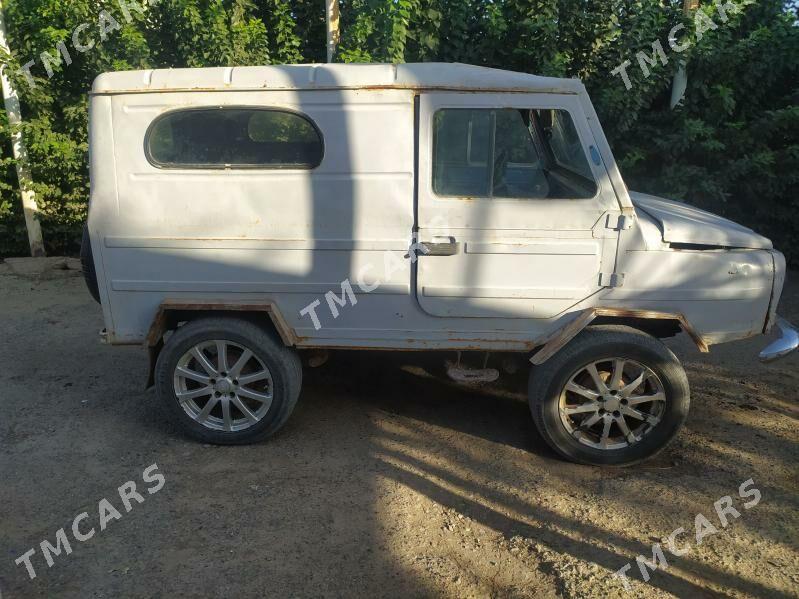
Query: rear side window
432 108 597 199
146 108 324 169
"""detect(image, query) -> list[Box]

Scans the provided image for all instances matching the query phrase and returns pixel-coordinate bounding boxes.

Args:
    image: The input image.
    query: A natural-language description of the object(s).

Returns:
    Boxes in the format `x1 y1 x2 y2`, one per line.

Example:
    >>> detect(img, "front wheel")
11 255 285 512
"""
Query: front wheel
155 317 302 445
528 325 690 466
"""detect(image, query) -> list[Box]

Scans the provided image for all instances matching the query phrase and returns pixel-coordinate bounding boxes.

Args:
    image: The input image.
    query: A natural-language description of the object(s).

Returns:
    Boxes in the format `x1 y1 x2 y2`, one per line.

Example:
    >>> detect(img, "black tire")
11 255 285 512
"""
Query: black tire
155 317 302 445
80 224 101 304
528 325 689 466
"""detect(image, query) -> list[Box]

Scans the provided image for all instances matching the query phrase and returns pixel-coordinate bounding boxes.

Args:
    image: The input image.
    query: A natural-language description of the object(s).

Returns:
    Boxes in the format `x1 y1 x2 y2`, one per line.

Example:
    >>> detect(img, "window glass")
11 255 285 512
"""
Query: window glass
539 109 594 181
147 108 323 169
433 109 491 196
432 108 597 199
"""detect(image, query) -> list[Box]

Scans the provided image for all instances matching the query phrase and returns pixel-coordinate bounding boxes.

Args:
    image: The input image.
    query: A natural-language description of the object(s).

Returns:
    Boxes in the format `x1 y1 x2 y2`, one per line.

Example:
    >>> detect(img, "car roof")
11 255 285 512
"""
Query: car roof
91 62 585 95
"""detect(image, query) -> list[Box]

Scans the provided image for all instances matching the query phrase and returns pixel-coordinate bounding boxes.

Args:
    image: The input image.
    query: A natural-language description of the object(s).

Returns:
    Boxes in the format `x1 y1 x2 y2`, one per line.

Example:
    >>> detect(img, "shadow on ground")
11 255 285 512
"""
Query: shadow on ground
0 274 796 598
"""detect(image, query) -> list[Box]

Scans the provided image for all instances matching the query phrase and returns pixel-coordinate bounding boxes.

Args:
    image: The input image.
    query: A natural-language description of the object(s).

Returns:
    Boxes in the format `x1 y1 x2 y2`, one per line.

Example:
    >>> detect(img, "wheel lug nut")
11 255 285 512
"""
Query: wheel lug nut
613 410 621 417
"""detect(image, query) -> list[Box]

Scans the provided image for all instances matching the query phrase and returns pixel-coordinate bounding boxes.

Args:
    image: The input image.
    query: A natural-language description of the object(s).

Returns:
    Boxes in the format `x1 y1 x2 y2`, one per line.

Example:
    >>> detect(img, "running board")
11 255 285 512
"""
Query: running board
445 361 499 384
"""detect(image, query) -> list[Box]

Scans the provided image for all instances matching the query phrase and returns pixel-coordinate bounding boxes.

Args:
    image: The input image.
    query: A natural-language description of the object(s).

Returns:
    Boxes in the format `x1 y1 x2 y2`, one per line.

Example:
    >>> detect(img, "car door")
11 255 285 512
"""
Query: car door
415 92 622 320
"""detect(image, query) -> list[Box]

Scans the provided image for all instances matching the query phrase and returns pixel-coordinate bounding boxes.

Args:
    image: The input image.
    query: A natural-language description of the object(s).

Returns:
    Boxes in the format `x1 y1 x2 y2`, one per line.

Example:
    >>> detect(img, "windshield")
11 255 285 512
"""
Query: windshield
530 109 595 181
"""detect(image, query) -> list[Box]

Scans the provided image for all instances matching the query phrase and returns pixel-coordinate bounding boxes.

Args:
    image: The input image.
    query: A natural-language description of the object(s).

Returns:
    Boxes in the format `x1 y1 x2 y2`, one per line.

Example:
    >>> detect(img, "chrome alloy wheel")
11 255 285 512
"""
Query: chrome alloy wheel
173 340 274 432
558 358 666 450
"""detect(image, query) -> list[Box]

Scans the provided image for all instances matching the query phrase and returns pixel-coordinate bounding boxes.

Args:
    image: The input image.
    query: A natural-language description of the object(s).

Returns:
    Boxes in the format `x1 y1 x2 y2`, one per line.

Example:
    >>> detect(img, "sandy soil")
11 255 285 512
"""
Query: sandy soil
0 267 797 598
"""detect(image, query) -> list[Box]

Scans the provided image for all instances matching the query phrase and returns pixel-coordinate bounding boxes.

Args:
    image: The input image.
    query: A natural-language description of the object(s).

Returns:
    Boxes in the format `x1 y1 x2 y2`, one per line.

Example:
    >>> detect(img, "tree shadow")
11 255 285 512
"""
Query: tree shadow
301 349 797 598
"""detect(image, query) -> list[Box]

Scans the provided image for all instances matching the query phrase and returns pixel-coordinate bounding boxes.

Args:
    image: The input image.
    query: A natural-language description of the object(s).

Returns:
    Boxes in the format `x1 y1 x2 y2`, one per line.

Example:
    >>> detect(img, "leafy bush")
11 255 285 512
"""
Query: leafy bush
0 0 796 264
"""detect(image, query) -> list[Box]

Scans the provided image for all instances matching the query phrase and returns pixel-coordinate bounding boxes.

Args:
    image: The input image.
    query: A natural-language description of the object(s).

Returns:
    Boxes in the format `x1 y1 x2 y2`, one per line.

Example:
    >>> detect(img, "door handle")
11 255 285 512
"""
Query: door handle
420 236 459 256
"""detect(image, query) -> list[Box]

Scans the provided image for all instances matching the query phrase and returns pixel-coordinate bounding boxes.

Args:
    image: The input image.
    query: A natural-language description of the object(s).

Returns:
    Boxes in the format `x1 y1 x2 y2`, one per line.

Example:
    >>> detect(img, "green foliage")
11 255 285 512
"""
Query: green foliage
0 0 796 264
607 0 799 264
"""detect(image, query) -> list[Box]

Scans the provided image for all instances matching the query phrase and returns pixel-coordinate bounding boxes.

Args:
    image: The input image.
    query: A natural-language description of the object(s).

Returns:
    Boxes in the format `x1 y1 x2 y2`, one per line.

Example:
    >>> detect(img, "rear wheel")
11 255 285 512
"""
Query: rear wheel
155 317 302 444
528 325 689 466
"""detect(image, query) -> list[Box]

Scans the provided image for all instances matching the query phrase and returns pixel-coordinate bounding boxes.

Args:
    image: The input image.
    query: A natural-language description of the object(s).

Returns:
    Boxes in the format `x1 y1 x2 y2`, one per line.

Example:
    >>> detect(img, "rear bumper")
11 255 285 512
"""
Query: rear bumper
759 317 799 363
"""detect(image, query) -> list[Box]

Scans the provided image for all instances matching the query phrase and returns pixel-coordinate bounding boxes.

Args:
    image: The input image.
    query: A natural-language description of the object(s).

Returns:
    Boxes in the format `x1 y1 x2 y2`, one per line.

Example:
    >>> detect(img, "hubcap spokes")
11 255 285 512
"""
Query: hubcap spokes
173 340 273 432
559 358 666 450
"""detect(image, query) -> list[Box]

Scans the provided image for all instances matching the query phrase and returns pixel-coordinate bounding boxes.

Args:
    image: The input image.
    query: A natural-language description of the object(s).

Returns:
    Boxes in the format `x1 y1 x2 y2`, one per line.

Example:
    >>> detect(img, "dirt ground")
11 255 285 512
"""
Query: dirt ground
0 263 797 598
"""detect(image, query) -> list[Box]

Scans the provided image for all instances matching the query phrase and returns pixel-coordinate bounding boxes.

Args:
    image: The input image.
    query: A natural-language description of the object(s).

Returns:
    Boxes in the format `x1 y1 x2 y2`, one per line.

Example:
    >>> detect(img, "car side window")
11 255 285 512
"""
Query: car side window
146 108 323 169
432 108 597 199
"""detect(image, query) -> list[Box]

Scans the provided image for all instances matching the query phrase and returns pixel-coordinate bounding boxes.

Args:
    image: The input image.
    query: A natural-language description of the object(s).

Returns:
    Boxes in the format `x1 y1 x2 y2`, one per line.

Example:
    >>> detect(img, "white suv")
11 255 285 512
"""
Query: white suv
81 63 796 465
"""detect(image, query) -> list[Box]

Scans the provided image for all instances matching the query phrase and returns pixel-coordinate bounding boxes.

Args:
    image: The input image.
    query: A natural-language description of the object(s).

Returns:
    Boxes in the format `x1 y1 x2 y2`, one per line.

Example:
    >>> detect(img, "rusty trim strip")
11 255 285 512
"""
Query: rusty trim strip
145 299 298 347
529 309 597 365
90 86 580 97
530 307 708 365
145 306 169 347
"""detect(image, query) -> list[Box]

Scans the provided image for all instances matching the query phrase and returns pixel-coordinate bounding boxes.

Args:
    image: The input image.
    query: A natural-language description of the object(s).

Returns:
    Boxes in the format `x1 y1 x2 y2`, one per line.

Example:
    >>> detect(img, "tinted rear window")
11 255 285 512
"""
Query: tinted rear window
146 108 323 169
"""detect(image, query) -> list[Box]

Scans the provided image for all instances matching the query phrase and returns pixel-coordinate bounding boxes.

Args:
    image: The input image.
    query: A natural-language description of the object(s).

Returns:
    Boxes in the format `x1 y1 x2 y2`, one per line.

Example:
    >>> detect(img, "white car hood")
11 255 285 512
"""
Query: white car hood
630 192 772 250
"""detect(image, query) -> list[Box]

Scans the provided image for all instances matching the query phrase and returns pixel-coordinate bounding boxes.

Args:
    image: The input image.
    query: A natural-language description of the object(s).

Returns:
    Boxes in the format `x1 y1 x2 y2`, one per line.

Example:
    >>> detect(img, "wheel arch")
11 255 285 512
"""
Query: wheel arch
145 300 297 388
530 308 709 366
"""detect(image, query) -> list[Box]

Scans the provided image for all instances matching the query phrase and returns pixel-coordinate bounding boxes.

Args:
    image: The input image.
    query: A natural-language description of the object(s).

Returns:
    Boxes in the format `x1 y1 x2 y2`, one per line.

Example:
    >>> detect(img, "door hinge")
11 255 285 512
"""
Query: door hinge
606 213 633 230
599 272 625 288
